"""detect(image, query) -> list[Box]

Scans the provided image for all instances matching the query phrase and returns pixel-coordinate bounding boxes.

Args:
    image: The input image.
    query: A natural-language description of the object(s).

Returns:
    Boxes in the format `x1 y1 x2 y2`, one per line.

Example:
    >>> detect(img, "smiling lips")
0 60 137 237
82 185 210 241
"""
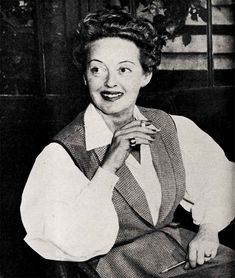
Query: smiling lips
101 91 124 102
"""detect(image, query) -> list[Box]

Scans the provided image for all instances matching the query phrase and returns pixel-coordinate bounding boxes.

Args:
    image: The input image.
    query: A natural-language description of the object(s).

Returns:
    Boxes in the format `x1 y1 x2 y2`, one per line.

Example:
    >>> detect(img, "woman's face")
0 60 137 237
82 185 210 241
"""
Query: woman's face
85 37 152 117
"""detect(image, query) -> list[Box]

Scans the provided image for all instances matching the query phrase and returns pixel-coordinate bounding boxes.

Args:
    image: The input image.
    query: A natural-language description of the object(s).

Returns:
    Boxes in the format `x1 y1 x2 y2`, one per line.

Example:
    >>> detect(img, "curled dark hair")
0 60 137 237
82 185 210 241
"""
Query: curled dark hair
73 9 161 73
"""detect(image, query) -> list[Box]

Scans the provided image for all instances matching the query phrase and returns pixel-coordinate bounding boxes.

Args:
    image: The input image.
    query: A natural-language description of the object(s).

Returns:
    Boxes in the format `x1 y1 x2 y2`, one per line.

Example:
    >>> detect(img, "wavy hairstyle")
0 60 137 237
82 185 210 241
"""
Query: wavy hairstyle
73 9 161 73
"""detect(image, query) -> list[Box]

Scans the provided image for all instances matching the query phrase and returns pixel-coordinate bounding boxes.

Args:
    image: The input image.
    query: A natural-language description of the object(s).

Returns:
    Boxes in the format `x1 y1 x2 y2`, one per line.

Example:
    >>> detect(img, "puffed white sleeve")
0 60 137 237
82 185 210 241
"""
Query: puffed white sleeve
172 115 235 231
20 142 119 261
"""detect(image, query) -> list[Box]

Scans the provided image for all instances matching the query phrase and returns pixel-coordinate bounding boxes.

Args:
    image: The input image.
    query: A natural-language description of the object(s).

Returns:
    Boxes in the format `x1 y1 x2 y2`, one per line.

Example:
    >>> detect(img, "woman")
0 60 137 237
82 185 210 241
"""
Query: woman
21 9 235 277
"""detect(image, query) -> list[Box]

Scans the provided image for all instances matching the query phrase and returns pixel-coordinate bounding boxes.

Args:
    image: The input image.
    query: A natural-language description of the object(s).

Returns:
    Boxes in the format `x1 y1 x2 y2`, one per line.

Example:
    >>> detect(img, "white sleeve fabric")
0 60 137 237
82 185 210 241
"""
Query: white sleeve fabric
172 115 235 231
20 142 119 261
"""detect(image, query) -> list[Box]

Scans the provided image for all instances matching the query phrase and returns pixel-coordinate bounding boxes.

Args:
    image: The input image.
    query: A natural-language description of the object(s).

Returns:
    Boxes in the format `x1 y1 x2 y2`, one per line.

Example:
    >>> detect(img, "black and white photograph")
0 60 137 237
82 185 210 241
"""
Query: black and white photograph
1 0 235 277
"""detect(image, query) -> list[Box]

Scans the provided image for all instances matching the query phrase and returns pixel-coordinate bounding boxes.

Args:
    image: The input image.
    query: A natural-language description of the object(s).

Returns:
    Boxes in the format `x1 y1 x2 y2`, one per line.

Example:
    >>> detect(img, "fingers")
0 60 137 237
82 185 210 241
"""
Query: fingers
112 132 154 150
115 120 158 141
184 224 219 270
188 243 197 268
204 256 212 262
121 120 151 129
204 249 214 262
124 131 155 141
210 248 217 259
118 126 157 136
113 119 158 148
185 244 218 270
128 137 154 146
102 119 158 173
204 250 212 257
184 261 190 270
196 249 205 266
115 129 156 143
185 248 206 270
184 251 210 270
186 250 213 269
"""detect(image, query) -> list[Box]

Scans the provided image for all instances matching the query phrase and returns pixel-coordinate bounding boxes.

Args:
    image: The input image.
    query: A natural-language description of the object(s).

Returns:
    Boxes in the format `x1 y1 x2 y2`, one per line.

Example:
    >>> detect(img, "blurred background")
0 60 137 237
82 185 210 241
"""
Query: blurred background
0 0 234 277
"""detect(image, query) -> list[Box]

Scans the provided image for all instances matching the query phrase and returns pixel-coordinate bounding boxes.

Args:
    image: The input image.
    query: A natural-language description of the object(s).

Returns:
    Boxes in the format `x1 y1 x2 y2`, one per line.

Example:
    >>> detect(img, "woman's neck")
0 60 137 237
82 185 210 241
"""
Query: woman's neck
98 108 135 133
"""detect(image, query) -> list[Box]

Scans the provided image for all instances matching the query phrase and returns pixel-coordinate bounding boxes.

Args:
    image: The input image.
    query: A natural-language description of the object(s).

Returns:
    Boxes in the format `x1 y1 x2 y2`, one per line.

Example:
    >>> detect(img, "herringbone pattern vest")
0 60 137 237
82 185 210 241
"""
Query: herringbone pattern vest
53 106 195 277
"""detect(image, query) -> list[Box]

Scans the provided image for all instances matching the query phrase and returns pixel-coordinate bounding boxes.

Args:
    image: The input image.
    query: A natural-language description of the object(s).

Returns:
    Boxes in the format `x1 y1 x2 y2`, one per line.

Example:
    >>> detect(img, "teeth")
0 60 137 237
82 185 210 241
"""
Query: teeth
103 92 122 98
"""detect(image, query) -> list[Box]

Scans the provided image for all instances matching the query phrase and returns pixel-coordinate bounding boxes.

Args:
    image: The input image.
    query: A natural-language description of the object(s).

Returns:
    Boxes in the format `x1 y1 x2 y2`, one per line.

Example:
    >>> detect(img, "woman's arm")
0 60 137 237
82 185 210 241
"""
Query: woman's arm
173 115 235 267
20 143 119 261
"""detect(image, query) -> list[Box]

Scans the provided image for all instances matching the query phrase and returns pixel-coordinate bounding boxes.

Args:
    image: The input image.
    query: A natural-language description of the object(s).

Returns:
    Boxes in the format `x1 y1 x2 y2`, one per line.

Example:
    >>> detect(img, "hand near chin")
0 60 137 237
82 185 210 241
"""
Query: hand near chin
101 120 157 173
185 223 219 269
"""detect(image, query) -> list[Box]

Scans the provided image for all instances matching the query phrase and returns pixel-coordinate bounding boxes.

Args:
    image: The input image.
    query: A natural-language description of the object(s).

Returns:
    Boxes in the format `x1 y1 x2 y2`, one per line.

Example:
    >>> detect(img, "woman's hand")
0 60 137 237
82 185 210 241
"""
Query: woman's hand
185 223 219 269
101 120 157 173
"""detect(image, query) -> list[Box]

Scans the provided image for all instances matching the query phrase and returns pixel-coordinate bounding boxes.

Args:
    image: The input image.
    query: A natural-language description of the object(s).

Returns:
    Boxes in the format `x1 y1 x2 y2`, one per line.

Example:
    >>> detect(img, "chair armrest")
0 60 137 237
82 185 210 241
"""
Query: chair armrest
46 260 101 278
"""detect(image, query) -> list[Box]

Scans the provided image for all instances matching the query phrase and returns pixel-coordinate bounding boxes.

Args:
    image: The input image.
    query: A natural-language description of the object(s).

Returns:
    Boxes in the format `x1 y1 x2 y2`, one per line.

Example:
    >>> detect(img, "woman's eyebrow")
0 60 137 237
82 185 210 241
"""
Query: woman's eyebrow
119 60 135 65
88 59 103 64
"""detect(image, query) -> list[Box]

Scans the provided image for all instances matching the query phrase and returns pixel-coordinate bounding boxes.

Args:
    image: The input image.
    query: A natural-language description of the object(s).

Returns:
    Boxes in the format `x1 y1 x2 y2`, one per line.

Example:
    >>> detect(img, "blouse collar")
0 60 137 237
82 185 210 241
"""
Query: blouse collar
84 103 147 151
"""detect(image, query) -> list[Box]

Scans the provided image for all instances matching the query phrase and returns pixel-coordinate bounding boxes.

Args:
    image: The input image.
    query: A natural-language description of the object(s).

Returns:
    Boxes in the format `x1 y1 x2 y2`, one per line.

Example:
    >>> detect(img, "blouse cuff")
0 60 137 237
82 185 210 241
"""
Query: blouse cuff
192 202 234 232
89 166 119 195
199 210 234 232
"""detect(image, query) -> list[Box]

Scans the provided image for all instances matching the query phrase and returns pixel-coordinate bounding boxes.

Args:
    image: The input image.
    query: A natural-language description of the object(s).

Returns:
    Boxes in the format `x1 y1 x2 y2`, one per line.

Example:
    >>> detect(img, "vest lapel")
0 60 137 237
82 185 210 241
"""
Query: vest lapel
55 106 185 243
93 145 108 163
115 164 153 225
141 108 178 225
83 108 178 227
93 145 153 226
150 132 177 225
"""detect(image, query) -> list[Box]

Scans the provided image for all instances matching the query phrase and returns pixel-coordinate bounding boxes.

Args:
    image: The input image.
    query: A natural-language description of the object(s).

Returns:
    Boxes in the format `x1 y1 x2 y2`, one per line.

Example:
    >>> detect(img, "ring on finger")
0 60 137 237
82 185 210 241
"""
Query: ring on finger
129 137 136 147
140 120 146 128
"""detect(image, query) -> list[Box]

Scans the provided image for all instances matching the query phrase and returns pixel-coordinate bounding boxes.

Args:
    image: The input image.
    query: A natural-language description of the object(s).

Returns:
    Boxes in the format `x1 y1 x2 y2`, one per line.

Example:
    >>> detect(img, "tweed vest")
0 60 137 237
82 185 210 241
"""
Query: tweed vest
53 106 190 277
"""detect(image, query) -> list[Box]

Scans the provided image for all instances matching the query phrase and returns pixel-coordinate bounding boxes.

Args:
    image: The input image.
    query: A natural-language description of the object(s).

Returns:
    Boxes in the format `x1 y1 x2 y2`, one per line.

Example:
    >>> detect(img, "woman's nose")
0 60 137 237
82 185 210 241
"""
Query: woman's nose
104 71 118 88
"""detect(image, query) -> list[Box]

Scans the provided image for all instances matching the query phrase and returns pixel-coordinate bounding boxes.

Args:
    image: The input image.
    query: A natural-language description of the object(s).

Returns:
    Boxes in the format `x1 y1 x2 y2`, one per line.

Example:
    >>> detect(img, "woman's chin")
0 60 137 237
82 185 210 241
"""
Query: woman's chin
95 103 134 118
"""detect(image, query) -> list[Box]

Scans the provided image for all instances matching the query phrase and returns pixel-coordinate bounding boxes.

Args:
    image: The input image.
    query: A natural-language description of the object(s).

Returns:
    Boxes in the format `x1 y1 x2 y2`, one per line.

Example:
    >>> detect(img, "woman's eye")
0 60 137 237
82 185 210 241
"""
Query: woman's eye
90 66 106 76
119 67 131 74
90 67 99 74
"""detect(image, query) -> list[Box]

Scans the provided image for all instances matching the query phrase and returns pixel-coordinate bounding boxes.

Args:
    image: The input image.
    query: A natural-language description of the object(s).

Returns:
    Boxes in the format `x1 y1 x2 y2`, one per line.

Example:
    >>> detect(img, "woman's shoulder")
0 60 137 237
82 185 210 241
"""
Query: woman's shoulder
138 106 176 128
138 106 174 122
138 106 199 127
170 114 202 132
138 106 205 137
53 110 86 144
138 105 168 115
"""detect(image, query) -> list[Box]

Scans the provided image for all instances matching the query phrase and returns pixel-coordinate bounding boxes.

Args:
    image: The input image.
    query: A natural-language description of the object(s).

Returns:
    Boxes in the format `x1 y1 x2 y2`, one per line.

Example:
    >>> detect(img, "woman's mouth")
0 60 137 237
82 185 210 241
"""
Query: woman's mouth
101 91 124 102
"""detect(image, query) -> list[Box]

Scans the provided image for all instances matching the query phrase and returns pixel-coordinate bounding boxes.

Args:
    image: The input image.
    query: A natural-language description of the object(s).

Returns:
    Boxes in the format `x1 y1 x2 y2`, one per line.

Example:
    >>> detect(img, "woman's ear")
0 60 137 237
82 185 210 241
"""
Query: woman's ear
83 75 87 86
141 72 153 88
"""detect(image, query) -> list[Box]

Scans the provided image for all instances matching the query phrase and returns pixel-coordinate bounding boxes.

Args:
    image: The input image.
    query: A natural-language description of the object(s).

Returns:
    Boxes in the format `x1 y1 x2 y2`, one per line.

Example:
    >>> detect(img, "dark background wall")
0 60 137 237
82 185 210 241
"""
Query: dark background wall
0 1 234 277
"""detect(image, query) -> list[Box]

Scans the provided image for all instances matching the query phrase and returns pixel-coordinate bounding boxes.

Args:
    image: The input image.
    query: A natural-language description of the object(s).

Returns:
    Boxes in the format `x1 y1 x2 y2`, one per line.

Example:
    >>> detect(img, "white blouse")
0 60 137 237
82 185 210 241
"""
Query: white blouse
20 104 235 262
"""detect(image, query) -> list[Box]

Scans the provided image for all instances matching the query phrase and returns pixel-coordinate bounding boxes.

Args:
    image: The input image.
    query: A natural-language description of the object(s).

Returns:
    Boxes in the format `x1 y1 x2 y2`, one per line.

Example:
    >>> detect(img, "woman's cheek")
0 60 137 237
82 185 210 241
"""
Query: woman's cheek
88 76 105 89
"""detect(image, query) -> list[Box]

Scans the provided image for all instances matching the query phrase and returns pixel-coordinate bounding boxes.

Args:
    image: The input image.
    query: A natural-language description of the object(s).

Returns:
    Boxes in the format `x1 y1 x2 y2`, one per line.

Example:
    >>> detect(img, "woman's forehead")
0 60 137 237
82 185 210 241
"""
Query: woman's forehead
87 37 140 63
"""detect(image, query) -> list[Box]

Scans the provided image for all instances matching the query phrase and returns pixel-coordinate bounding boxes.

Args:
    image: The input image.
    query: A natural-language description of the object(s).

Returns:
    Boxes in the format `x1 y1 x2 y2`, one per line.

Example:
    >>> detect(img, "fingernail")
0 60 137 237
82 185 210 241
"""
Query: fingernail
184 263 190 270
